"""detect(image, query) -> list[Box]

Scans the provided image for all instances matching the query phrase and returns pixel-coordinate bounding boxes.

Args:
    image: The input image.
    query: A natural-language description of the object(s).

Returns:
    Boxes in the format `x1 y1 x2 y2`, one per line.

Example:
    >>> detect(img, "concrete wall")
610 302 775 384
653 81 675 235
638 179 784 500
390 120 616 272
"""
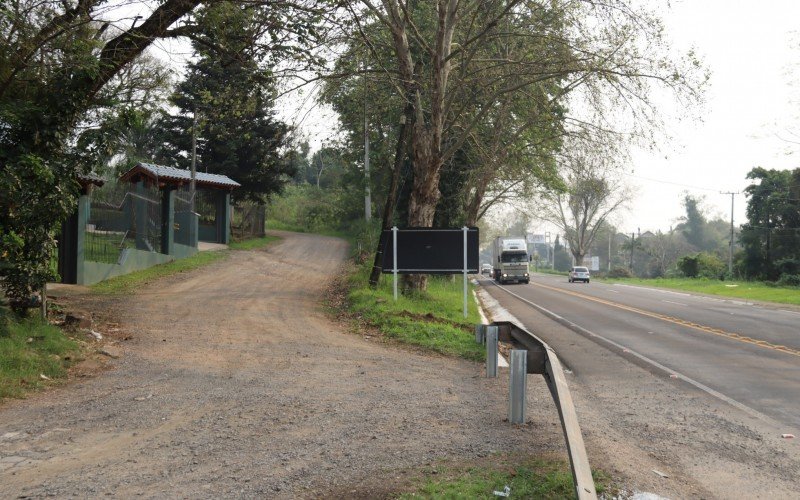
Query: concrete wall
80 248 174 285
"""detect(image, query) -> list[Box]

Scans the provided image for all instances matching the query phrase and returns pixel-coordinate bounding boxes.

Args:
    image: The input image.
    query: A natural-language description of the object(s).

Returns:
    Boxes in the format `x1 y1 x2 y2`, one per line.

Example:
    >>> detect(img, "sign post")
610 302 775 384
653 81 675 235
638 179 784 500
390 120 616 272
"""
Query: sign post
382 227 479 318
462 226 468 318
392 226 398 301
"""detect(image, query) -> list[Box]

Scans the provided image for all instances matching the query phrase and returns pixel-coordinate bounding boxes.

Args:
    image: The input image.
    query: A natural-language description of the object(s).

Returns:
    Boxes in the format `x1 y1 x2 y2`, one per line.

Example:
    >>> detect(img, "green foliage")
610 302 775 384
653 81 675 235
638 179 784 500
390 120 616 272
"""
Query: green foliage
346 264 483 361
597 277 800 306
776 274 800 287
0 318 80 399
157 3 294 203
607 267 633 278
740 167 800 280
267 184 366 234
677 194 708 249
676 252 725 279
0 155 76 312
553 236 572 272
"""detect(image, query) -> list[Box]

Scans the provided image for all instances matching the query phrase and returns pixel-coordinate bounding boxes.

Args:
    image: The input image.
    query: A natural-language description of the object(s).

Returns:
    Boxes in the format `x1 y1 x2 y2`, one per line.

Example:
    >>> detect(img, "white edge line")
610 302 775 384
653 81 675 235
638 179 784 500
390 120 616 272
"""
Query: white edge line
491 282 780 427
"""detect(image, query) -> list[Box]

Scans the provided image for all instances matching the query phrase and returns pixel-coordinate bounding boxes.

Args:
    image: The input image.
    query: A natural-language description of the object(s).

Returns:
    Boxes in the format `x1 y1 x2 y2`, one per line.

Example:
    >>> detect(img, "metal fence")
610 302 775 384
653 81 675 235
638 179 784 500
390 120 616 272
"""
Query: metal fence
85 181 161 264
195 189 217 240
174 184 197 247
233 203 266 239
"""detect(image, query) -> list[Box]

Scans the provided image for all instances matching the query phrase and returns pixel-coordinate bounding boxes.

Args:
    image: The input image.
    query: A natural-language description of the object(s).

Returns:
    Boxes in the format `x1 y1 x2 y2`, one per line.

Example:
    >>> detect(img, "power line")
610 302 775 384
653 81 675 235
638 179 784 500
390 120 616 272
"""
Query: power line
625 173 721 192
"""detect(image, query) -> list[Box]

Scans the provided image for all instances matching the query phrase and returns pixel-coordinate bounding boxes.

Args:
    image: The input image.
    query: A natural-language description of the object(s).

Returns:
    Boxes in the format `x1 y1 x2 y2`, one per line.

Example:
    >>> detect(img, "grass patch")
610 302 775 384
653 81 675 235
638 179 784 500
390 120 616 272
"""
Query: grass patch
267 218 306 232
399 457 608 499
228 235 282 251
267 218 353 240
0 318 81 399
597 277 800 306
90 250 227 294
345 264 483 361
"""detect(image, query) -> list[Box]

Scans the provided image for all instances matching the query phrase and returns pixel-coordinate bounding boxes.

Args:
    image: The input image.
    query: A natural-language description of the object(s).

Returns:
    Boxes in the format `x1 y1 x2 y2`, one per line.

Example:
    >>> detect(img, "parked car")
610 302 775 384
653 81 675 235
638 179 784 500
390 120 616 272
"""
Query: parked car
568 266 590 283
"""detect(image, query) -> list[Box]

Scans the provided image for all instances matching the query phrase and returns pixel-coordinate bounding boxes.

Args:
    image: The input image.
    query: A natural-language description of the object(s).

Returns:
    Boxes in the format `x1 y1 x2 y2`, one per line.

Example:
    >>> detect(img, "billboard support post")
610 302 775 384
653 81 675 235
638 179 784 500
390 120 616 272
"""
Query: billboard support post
392 226 398 301
462 226 468 318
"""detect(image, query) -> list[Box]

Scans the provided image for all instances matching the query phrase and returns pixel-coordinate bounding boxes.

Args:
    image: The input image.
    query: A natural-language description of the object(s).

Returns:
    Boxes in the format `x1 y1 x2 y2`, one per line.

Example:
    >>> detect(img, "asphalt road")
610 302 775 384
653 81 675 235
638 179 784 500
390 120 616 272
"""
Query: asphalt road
480 272 800 430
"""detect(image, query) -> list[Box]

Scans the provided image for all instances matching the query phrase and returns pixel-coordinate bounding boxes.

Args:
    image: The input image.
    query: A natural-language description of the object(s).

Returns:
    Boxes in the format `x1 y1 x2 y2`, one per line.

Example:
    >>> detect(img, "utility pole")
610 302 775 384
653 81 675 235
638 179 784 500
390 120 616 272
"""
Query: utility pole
629 232 635 271
545 232 551 268
720 191 739 276
363 62 372 222
190 111 197 212
608 232 612 272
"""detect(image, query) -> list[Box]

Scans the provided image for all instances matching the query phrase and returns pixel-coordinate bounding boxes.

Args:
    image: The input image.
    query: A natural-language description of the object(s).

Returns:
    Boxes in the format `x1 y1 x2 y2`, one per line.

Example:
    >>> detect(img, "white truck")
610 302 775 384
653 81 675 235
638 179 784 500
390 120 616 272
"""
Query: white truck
492 237 531 284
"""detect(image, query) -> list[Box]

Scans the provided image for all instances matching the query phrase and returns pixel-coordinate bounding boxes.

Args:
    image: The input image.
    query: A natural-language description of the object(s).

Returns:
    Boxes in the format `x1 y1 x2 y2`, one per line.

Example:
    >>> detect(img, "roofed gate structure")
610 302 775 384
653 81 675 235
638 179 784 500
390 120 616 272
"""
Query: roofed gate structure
58 163 239 285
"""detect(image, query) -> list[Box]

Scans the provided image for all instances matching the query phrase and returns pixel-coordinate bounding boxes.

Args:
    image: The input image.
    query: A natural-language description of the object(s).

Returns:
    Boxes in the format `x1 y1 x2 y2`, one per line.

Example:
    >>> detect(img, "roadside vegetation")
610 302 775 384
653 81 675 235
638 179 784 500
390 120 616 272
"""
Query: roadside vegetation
399 456 608 499
228 235 281 251
345 264 483 361
596 277 800 306
0 318 81 399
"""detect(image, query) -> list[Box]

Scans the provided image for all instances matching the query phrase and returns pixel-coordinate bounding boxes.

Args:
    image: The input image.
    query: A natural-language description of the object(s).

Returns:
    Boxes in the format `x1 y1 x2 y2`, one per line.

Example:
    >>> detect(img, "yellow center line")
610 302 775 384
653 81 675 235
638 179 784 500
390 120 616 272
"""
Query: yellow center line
534 282 800 358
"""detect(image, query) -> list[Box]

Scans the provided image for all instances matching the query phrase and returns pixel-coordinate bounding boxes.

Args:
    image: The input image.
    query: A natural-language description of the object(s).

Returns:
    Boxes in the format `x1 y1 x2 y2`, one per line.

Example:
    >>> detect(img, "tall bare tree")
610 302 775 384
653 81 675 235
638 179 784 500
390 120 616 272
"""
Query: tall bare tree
539 149 629 266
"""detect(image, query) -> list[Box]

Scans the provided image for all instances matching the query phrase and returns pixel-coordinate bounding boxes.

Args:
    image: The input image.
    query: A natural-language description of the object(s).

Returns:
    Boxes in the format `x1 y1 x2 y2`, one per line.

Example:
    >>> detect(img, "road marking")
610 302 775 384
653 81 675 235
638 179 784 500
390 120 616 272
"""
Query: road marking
613 283 692 297
662 300 688 306
531 281 800 359
491 283 780 426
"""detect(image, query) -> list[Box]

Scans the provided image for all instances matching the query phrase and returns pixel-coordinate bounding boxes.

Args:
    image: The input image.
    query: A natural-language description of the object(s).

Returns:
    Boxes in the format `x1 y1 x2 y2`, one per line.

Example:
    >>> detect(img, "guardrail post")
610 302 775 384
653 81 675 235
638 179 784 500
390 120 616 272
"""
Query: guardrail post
474 324 486 344
486 325 498 377
509 349 527 423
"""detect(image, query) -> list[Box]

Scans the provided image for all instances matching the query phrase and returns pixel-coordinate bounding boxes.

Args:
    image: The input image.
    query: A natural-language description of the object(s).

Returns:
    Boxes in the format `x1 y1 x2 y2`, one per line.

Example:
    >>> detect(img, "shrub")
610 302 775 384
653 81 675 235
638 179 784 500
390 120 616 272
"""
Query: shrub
677 252 725 279
776 258 800 276
777 273 800 287
608 267 633 278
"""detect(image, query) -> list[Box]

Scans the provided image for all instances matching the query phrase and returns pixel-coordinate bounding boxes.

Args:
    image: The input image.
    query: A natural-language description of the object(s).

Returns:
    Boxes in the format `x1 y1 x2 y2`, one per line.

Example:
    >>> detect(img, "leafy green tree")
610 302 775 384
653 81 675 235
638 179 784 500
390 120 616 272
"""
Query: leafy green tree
677 195 708 250
553 235 572 272
740 167 800 280
539 152 629 266
677 253 725 279
158 3 295 203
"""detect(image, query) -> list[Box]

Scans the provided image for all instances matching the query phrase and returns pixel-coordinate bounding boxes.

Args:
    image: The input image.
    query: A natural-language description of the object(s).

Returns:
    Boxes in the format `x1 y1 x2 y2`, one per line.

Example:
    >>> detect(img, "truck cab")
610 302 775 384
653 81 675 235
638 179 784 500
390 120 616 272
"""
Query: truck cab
492 237 531 284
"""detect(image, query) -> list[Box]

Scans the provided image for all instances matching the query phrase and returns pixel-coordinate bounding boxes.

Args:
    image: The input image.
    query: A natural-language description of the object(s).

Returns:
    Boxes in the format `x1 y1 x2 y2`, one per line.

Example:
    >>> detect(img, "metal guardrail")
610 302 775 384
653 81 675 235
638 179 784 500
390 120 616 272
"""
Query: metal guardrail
485 320 597 500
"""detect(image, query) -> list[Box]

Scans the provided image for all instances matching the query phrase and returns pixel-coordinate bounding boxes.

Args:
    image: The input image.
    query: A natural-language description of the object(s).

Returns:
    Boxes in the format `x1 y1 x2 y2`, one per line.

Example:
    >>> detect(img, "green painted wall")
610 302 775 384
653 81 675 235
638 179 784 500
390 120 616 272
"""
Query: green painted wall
80 248 173 285
173 243 198 260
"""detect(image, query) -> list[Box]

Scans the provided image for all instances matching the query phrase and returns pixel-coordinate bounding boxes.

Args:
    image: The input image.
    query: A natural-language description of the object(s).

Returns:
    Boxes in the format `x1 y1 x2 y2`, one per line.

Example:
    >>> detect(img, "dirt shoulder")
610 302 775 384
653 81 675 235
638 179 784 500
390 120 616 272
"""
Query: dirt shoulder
0 232 574 498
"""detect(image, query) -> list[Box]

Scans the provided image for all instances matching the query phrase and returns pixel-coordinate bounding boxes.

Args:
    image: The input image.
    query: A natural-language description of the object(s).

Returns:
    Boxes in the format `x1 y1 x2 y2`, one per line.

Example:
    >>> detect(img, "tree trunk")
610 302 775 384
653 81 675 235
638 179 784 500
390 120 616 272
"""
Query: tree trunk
369 101 414 288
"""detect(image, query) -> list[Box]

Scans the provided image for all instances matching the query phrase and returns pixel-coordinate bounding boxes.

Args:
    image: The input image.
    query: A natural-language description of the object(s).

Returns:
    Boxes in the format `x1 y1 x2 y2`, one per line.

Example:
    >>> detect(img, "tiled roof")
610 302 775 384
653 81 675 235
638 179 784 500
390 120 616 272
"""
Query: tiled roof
77 173 105 187
120 162 241 189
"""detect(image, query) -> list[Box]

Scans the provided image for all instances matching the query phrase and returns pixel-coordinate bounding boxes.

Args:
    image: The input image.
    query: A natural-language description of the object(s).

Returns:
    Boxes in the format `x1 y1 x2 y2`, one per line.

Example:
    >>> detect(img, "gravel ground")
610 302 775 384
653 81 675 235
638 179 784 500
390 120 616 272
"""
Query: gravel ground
0 232 570 498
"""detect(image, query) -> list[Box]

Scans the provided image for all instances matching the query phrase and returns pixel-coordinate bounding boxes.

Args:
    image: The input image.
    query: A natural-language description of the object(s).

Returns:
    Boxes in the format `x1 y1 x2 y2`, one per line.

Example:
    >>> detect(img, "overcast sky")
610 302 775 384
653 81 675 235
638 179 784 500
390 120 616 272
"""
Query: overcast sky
148 1 800 234
622 0 799 233
283 1 800 235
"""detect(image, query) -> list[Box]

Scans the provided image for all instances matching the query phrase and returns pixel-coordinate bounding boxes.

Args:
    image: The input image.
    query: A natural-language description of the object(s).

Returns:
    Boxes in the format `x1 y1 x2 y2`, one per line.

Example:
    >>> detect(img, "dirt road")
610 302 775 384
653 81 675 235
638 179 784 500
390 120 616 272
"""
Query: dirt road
1 232 570 498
